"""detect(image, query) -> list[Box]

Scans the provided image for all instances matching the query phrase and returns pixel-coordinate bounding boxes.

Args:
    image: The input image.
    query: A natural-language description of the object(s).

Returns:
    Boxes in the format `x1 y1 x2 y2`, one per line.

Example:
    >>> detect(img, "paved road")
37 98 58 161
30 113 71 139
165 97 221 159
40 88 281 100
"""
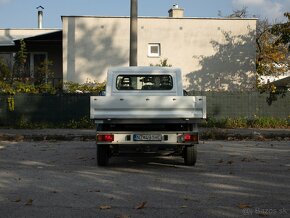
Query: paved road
0 140 289 218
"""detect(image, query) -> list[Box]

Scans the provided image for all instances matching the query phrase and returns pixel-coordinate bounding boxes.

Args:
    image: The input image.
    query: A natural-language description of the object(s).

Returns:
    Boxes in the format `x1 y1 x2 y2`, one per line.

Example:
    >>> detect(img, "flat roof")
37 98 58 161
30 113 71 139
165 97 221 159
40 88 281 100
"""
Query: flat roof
0 29 61 46
61 15 258 21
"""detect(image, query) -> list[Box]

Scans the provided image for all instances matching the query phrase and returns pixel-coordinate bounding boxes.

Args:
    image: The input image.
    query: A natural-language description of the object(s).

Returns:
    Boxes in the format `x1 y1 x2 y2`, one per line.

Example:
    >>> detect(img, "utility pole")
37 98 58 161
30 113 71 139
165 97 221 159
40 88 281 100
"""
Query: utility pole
129 0 138 66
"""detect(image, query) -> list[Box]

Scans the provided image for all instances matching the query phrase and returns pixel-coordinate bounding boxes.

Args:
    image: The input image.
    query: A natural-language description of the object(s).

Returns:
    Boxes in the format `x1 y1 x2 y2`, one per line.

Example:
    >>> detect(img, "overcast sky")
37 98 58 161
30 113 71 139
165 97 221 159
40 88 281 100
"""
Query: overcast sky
0 0 289 28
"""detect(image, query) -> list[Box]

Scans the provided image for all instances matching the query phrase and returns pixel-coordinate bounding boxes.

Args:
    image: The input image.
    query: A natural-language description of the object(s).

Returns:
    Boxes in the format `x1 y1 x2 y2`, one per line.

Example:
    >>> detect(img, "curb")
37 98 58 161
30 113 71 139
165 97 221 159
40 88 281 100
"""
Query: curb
200 128 290 141
0 134 95 142
0 128 289 141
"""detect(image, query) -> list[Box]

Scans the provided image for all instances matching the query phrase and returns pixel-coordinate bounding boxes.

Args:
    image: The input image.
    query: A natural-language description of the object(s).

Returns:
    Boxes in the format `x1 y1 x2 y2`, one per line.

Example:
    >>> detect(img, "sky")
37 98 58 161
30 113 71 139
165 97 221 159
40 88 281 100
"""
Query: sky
0 0 289 29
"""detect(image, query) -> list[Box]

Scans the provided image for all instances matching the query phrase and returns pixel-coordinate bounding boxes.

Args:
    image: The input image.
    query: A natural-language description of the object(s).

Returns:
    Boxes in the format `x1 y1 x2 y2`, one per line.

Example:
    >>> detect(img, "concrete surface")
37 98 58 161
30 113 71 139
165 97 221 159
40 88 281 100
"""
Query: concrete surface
0 140 289 218
0 128 289 141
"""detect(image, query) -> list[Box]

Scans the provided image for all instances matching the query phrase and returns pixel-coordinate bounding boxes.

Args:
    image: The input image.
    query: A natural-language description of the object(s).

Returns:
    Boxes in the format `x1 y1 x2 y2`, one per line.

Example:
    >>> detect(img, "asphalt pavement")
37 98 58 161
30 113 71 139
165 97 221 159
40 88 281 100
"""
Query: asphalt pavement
0 140 289 218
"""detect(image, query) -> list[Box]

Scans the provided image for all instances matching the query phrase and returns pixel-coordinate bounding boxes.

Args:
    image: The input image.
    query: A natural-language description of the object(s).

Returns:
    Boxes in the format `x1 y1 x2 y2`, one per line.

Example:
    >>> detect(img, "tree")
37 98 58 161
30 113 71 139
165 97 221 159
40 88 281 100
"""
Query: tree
219 9 290 92
34 59 54 85
256 12 290 92
271 13 290 50
13 39 28 80
150 58 172 67
218 6 248 18
0 58 11 80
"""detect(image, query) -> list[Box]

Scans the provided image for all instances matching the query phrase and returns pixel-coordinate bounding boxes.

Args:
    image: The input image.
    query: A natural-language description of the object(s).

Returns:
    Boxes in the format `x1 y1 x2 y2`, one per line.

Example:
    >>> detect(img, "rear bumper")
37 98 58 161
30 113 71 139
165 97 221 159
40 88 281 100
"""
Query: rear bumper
95 131 199 145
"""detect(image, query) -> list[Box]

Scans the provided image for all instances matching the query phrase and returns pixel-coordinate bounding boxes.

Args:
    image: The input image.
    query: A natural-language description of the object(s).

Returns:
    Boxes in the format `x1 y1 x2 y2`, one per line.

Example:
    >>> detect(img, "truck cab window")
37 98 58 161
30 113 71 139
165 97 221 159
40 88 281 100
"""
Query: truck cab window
116 75 173 90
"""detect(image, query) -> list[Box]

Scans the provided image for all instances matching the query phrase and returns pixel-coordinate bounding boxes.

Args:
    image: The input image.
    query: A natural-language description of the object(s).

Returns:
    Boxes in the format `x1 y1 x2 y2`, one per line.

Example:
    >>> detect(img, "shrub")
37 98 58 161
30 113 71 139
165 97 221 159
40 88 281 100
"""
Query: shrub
202 117 289 129
64 81 106 94
249 117 289 128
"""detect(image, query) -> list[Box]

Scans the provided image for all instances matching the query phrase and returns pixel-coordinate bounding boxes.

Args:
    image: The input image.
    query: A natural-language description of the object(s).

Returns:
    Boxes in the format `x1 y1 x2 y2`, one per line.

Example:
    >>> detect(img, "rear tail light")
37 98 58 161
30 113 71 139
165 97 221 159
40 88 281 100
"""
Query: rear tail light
181 134 198 142
97 134 114 142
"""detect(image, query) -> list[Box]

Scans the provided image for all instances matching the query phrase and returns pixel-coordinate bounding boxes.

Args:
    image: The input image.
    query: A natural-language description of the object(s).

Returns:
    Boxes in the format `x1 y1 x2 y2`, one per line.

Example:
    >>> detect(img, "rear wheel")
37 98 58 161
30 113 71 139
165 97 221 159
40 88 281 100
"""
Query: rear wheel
184 146 197 166
97 144 110 166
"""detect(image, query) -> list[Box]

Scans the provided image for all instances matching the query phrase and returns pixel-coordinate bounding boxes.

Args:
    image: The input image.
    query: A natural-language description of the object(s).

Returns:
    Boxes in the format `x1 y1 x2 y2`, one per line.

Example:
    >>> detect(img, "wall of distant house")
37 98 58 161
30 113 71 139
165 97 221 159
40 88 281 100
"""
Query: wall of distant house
26 40 63 85
62 16 257 91
0 29 62 86
0 45 62 85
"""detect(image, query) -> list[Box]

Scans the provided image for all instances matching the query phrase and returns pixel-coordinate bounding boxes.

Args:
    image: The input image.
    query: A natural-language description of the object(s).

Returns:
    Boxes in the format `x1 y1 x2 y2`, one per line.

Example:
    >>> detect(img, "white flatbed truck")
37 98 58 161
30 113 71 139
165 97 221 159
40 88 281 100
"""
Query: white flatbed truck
90 67 206 166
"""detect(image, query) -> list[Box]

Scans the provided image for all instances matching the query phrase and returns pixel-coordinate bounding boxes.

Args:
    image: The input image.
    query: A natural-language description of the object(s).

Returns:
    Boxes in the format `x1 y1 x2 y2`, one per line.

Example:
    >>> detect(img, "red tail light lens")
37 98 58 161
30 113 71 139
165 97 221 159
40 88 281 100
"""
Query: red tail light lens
97 134 114 142
183 134 198 142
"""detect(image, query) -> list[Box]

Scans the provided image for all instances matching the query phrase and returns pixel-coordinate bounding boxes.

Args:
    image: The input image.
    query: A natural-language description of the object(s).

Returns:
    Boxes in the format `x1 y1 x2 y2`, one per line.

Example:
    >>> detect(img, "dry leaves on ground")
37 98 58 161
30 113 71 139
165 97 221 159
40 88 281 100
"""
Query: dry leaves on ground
116 215 130 218
136 201 147 209
99 205 112 210
218 159 224 163
25 198 33 206
12 197 21 202
238 203 251 209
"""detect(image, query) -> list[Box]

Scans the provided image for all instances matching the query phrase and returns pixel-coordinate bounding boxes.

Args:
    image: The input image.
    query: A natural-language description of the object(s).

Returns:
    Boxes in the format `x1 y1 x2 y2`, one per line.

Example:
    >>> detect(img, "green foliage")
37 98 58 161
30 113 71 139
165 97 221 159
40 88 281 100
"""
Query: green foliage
34 60 54 85
64 81 106 93
219 8 289 93
0 40 57 95
0 58 11 80
0 81 16 95
37 83 57 94
0 81 56 95
65 116 94 129
220 6 248 18
10 116 288 129
202 117 289 129
13 116 94 129
264 88 288 105
270 12 290 50
150 58 172 67
7 97 15 111
16 115 53 129
256 13 290 92
13 39 28 78
1 79 105 95
248 117 289 128
13 81 38 94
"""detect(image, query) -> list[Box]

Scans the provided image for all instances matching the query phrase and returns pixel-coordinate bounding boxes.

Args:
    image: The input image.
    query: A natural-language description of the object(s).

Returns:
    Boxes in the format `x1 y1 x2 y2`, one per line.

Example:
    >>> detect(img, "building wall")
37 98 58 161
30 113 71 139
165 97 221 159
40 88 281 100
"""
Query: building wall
62 16 257 91
0 29 62 85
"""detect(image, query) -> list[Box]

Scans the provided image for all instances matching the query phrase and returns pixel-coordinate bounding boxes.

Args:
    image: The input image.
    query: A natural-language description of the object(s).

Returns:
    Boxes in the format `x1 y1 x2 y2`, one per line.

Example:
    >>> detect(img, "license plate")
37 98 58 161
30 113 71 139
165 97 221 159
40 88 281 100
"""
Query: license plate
133 134 162 141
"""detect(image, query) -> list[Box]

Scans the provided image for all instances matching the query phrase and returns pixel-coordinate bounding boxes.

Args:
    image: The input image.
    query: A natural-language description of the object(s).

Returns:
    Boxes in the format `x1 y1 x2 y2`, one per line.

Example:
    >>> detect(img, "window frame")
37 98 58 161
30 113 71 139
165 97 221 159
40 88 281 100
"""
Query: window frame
29 52 48 78
116 74 173 91
147 43 161 57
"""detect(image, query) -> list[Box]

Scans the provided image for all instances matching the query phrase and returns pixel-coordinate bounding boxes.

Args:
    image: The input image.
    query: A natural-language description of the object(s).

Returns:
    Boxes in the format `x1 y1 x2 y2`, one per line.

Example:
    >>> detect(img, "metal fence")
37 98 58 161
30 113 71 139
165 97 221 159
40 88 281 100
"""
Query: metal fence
0 92 289 126
189 91 289 119
0 94 90 126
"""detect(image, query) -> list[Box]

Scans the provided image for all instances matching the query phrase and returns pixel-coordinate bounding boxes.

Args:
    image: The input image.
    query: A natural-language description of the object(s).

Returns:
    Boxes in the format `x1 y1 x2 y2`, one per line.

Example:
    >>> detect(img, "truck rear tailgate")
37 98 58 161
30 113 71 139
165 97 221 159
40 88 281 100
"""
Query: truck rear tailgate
90 96 206 119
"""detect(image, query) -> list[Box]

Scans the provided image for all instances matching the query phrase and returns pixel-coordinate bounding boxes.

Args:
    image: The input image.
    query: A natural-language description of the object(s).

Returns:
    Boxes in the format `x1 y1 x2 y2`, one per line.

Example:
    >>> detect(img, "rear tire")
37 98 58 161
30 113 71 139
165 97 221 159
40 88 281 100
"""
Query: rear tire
184 146 197 166
97 144 110 166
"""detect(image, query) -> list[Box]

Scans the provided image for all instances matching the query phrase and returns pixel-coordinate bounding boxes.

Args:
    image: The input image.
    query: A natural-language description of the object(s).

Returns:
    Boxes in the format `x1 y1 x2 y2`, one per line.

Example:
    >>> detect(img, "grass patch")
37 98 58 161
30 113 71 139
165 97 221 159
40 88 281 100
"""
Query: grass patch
10 116 95 129
1 116 289 129
202 117 289 129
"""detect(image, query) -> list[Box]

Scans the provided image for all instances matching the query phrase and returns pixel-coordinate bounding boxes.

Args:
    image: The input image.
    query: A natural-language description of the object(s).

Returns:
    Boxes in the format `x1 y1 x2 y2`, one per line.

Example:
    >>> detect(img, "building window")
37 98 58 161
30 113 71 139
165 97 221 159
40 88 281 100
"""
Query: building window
29 52 47 78
148 43 161 57
0 53 14 71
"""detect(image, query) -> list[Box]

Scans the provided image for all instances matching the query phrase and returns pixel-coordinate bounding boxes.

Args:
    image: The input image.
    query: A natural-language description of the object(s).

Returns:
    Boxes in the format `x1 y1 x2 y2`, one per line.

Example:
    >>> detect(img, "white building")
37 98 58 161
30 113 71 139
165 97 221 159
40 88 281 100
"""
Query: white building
0 5 258 91
62 6 257 91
